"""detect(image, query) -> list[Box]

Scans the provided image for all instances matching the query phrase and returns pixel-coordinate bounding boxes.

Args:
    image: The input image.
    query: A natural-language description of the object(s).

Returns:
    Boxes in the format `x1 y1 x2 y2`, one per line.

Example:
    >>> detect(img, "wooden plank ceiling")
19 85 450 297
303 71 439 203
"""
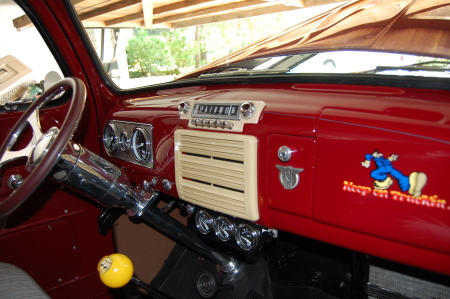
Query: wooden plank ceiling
14 0 344 30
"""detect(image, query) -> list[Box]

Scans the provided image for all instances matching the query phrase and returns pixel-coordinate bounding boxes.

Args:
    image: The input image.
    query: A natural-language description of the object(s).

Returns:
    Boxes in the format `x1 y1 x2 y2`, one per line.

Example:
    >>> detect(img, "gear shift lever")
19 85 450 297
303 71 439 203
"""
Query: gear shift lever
98 253 133 288
97 253 174 299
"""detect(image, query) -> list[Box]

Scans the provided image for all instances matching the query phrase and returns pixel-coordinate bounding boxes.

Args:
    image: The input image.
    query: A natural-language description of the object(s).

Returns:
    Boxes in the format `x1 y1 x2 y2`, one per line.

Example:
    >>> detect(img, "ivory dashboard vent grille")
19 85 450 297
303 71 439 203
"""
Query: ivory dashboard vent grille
174 130 259 221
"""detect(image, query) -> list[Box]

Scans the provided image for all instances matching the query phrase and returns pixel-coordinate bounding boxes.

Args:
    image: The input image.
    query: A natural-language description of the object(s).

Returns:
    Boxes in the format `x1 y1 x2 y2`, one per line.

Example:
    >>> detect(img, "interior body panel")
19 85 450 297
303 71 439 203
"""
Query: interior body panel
0 0 449 298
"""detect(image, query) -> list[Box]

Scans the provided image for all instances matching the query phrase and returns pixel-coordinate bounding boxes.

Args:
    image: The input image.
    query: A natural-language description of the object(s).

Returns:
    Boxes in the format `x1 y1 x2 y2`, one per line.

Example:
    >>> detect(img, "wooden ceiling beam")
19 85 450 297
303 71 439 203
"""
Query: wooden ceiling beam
12 15 32 30
153 0 271 25
106 0 220 26
263 0 304 6
82 20 142 27
153 0 218 15
166 3 302 28
13 0 85 30
105 11 144 26
78 0 141 21
142 0 154 28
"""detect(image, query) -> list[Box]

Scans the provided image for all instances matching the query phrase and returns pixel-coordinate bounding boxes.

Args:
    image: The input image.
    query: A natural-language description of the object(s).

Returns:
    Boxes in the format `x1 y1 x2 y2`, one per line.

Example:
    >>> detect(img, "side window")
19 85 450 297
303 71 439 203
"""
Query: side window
0 0 63 106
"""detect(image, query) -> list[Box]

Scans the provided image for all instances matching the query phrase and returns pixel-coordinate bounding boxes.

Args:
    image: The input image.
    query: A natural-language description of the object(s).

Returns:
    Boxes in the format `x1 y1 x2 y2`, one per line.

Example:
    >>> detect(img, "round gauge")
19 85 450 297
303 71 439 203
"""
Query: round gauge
131 127 152 163
195 210 214 235
236 224 258 251
103 122 119 155
214 216 234 242
119 131 131 152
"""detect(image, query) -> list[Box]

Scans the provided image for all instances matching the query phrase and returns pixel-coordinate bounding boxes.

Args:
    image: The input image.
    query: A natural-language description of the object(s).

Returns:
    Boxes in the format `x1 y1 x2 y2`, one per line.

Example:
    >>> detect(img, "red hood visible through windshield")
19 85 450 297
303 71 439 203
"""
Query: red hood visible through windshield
181 0 450 79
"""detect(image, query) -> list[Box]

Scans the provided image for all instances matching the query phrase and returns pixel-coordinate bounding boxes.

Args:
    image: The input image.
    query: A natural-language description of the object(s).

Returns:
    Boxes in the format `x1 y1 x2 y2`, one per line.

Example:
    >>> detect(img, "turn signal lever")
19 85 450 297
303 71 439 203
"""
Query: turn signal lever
98 253 174 299
52 141 243 277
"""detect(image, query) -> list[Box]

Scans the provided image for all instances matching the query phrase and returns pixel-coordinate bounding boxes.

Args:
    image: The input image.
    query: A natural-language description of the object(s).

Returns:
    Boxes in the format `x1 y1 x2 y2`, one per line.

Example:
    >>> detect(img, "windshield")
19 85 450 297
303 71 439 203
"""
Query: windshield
78 4 336 89
219 51 450 78
69 0 450 89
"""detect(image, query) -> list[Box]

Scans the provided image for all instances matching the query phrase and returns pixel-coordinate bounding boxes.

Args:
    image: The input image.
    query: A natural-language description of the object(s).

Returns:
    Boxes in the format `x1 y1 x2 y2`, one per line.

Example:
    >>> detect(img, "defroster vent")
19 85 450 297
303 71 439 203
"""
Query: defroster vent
174 130 259 221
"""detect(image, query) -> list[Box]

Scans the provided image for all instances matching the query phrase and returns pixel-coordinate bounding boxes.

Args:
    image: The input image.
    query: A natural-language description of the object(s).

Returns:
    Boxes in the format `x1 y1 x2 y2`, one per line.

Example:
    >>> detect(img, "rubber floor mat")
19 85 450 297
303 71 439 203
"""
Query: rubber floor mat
151 244 271 299
150 244 337 299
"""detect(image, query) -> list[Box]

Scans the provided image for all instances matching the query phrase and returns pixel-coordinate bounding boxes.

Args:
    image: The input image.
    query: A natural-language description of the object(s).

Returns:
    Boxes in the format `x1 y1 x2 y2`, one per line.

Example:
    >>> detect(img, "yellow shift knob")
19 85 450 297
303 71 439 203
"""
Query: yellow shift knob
98 253 134 288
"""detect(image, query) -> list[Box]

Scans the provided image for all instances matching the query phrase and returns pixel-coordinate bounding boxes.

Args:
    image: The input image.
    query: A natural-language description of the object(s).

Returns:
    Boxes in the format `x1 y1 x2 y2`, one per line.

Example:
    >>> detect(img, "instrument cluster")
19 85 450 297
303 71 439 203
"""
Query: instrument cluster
102 120 154 168
194 209 264 252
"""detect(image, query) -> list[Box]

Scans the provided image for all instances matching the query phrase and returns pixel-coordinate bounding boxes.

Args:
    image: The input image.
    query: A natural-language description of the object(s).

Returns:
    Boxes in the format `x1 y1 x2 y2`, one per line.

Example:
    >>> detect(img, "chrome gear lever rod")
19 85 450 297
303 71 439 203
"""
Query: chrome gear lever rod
51 141 243 276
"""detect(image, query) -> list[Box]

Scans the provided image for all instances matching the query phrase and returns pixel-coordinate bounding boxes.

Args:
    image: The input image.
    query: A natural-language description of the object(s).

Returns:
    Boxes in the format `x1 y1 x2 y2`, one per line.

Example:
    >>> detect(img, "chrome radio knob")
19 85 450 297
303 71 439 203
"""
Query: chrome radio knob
240 102 256 119
208 120 216 127
178 101 190 115
223 121 234 129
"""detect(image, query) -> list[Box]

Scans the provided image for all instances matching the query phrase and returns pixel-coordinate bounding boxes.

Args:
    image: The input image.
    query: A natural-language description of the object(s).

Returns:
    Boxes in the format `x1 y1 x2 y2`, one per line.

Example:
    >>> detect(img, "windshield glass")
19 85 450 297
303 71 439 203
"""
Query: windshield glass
69 0 450 89
262 52 450 77
78 4 336 89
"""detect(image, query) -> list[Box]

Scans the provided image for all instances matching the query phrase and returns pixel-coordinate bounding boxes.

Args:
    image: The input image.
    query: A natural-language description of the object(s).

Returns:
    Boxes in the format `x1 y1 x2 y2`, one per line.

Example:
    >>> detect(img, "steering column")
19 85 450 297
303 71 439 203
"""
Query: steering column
50 140 243 277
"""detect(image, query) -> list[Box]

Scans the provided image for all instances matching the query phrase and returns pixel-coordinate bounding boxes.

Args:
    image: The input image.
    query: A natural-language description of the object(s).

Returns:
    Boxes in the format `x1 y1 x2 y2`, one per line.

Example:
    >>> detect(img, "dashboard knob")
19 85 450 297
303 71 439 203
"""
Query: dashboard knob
208 119 216 127
278 146 294 162
240 102 256 119
178 101 190 115
162 179 174 191
223 121 234 129
98 253 134 288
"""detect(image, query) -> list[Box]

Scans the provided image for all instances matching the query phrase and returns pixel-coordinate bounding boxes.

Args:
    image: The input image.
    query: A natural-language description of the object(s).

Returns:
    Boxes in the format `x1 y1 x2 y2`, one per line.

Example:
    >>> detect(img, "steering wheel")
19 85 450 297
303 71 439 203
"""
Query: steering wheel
0 77 86 217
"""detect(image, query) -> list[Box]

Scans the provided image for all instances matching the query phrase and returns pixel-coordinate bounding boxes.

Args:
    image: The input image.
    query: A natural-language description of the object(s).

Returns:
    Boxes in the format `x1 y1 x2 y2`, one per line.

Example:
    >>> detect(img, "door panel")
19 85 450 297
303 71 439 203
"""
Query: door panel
0 1 114 298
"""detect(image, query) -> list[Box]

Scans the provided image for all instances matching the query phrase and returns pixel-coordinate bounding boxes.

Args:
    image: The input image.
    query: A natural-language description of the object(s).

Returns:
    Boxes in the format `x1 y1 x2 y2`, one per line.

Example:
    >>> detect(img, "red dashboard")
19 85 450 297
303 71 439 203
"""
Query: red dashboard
103 82 450 275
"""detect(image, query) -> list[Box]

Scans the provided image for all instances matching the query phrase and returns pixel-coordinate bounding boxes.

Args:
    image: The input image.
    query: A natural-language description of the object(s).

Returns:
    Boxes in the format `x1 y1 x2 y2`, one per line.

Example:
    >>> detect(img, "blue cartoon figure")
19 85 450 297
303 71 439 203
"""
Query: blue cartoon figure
361 150 427 197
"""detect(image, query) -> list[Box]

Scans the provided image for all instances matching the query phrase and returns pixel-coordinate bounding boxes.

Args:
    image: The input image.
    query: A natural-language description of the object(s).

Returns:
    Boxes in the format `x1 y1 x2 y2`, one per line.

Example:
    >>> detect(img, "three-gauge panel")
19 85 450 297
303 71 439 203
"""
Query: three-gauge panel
103 120 154 168
194 210 260 251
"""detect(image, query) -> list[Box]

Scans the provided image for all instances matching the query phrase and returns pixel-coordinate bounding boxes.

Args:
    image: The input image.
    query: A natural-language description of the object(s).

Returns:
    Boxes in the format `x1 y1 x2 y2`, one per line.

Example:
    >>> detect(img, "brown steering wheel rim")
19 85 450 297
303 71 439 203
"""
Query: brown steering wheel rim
0 77 86 217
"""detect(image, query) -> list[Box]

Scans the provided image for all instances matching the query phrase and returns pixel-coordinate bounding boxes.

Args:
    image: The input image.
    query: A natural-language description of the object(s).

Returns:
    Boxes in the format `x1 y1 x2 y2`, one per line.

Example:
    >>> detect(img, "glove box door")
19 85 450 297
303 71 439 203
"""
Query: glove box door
313 108 450 255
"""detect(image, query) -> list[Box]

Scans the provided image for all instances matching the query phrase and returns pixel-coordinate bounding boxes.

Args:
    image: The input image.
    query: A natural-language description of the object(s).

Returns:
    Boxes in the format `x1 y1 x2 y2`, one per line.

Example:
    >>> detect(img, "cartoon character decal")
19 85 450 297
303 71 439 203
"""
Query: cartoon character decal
361 150 427 197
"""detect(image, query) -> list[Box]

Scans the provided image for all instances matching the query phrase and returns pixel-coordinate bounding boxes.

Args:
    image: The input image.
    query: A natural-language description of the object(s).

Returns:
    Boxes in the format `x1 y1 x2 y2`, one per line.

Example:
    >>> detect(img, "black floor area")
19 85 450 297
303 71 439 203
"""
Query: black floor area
149 244 337 299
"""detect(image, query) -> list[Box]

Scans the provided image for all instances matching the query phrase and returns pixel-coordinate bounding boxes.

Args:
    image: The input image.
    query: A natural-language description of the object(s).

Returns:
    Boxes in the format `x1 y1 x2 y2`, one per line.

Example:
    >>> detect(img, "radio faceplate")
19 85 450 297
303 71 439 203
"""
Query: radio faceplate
178 100 266 132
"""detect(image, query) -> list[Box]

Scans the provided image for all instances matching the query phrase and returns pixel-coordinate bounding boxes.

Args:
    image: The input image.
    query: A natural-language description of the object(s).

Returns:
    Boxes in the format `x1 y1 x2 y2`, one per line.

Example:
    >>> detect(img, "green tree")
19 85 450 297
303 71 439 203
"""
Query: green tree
195 13 300 67
125 11 305 78
126 28 197 77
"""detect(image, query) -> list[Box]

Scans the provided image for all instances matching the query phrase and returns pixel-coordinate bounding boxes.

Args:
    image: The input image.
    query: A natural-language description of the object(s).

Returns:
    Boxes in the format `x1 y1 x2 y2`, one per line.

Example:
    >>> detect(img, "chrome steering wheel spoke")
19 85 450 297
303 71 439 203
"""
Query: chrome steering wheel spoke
0 109 44 168
0 77 86 218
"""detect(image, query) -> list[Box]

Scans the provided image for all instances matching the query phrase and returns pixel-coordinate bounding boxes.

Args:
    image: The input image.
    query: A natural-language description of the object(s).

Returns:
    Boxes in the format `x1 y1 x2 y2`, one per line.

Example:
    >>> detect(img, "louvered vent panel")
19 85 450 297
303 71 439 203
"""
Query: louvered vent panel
175 130 259 221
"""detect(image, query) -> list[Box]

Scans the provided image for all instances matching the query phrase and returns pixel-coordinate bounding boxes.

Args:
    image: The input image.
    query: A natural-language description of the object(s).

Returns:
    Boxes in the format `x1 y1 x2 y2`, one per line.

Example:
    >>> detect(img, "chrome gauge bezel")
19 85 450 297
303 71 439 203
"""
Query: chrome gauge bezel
214 216 235 242
119 130 131 152
236 223 259 251
102 121 154 169
131 127 152 163
195 210 214 235
103 122 119 155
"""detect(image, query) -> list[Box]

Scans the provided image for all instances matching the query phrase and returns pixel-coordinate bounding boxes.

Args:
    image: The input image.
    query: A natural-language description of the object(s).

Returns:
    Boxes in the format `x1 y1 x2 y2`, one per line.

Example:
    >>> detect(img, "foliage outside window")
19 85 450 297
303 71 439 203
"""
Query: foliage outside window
85 9 311 89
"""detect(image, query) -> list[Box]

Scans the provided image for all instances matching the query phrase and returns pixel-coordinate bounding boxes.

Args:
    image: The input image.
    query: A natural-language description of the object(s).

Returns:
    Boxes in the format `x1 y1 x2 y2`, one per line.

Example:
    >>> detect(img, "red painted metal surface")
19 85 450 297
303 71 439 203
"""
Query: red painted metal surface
102 83 450 275
268 134 315 218
2 3 449 296
0 1 114 298
0 184 114 297
314 109 450 255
